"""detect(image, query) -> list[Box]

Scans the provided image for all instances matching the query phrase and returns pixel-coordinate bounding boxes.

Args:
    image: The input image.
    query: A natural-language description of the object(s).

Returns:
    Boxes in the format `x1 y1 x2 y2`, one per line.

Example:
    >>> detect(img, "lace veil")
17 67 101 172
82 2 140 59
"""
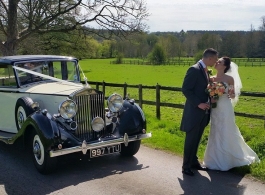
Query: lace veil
225 62 242 106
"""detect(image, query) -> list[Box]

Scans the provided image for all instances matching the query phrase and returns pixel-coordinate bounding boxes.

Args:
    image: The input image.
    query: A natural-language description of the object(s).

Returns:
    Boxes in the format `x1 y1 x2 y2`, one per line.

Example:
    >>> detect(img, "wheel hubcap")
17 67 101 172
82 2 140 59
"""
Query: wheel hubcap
33 135 45 165
17 106 26 129
33 142 41 159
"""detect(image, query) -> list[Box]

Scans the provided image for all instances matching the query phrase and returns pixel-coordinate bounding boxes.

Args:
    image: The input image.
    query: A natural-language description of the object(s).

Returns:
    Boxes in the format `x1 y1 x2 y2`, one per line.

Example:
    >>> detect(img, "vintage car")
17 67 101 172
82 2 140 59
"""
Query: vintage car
0 55 151 174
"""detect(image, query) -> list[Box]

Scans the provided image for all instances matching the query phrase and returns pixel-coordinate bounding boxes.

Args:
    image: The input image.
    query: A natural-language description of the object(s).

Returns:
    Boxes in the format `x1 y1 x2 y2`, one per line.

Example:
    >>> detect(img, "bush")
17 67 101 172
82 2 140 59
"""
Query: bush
149 45 166 65
116 53 124 64
194 50 204 63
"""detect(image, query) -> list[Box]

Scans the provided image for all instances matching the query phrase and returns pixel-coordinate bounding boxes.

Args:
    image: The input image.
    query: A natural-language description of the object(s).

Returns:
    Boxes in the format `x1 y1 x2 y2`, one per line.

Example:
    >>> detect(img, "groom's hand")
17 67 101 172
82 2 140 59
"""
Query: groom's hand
211 98 217 103
198 103 210 110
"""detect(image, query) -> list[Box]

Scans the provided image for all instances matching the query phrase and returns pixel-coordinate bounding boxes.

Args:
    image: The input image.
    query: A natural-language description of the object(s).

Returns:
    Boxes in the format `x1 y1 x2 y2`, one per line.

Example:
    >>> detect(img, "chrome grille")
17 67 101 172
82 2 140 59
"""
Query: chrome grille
72 89 106 141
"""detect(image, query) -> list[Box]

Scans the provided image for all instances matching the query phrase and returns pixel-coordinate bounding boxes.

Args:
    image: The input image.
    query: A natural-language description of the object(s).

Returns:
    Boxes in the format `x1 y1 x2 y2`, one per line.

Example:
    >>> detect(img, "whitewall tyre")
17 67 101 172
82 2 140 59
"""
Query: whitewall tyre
31 132 57 174
15 97 35 130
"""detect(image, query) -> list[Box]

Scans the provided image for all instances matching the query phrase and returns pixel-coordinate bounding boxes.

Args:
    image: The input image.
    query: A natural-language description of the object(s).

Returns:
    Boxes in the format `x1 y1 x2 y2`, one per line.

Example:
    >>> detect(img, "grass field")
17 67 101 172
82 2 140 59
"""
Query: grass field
79 58 265 181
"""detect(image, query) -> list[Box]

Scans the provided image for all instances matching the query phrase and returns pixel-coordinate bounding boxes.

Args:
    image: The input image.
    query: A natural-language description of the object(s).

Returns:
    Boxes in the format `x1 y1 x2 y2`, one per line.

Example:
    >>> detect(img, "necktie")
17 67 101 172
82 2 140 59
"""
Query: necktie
204 67 209 81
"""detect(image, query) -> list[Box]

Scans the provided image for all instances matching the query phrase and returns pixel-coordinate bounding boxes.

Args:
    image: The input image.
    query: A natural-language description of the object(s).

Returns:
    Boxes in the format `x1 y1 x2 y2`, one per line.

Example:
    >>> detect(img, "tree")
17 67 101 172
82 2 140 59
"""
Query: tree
183 32 199 57
245 25 257 58
0 0 149 56
197 33 221 52
219 32 241 57
257 16 265 57
148 44 166 65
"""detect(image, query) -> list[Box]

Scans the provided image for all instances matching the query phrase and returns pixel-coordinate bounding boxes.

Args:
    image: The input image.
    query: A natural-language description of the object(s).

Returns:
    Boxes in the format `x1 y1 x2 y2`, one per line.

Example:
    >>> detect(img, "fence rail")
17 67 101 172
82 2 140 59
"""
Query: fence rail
110 59 265 66
82 81 265 127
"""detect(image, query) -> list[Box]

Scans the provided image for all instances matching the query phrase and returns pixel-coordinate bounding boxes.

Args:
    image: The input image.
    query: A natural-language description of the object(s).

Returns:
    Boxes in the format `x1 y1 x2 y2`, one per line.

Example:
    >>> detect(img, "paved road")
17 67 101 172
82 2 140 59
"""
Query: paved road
0 141 264 195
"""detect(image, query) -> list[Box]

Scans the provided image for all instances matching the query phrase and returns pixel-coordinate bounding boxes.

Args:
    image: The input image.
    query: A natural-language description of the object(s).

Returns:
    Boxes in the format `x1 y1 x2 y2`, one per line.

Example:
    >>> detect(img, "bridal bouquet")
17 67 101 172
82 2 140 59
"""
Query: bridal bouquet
205 82 226 108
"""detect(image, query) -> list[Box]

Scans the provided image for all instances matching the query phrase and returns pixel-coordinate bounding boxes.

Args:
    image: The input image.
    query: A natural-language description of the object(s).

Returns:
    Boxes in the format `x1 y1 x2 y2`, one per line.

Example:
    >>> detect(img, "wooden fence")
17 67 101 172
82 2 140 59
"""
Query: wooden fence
110 58 265 66
82 81 265 127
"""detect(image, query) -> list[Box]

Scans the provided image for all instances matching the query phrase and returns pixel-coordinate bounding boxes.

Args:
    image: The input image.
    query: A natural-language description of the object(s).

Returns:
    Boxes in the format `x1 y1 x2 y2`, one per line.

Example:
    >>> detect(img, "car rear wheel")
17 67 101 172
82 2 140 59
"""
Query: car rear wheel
120 140 141 156
15 97 35 130
31 131 57 174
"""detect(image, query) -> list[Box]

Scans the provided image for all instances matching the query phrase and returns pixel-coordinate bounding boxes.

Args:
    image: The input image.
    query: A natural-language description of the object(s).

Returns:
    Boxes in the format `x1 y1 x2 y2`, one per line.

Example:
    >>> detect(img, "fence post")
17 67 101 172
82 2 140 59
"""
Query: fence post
123 82 127 99
138 84 143 108
156 83 161 120
102 81 105 95
96 82 99 90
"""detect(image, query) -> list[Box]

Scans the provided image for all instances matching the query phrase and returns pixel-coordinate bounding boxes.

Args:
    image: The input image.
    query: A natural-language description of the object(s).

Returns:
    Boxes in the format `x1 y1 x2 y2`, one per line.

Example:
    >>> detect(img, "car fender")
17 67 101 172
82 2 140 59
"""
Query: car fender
19 111 59 149
21 111 81 149
115 100 146 136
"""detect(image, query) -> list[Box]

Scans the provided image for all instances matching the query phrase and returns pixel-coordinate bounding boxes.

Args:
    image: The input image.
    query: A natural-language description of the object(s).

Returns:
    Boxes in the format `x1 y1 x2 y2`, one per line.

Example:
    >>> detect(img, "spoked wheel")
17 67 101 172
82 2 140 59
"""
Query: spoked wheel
15 97 35 130
31 132 57 174
120 140 141 157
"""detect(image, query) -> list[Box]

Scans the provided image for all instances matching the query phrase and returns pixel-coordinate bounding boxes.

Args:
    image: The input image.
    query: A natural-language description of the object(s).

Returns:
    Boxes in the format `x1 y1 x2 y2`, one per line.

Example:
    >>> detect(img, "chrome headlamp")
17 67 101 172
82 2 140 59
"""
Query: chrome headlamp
59 100 77 119
92 117 104 132
107 93 123 112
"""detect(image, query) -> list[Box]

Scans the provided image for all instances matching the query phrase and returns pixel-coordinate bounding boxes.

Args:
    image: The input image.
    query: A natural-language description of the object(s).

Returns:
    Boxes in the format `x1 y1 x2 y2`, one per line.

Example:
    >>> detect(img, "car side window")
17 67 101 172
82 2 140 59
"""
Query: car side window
0 65 17 87
53 61 78 81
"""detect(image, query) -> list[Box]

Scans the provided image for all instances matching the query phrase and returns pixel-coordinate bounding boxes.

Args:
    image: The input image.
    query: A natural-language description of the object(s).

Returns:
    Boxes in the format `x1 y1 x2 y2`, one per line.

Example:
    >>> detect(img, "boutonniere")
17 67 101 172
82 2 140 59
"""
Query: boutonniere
207 69 213 75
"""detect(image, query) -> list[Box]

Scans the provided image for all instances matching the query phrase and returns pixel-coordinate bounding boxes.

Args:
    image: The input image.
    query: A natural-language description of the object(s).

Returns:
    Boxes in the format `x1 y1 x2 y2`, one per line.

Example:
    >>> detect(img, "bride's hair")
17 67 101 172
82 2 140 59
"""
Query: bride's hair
222 56 231 73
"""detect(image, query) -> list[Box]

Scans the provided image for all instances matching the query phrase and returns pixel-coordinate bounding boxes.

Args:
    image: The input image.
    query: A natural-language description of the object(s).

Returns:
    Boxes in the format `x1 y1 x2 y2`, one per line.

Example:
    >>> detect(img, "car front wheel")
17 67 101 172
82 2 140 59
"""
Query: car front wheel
120 140 141 156
31 132 57 174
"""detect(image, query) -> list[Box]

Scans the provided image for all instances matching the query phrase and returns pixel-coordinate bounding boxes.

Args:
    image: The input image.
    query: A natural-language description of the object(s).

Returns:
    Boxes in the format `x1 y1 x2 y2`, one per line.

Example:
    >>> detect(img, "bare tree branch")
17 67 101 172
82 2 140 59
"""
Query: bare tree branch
0 0 149 55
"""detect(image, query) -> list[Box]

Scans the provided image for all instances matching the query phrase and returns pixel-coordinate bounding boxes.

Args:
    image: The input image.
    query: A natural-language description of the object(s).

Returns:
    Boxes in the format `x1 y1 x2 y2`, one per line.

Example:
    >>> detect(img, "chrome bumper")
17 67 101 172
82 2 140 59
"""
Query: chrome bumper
49 132 152 157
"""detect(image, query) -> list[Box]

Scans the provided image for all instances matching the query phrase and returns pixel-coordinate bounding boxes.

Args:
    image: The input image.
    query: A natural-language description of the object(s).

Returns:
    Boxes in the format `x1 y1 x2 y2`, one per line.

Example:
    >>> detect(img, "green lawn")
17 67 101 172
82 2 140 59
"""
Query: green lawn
79 58 265 181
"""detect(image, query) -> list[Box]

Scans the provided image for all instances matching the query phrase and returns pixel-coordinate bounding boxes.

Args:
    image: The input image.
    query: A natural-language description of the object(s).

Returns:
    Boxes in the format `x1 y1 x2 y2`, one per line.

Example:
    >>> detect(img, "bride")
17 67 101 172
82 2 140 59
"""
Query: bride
203 56 260 171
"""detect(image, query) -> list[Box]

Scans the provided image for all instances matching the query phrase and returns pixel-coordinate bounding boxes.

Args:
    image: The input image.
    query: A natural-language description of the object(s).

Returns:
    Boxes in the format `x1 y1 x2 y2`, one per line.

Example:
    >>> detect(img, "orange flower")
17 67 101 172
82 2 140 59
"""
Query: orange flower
205 82 227 108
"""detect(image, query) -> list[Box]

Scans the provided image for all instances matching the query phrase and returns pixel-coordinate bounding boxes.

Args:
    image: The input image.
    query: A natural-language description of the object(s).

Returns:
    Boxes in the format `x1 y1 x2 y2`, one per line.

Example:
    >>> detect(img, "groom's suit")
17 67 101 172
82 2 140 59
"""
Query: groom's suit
180 62 210 169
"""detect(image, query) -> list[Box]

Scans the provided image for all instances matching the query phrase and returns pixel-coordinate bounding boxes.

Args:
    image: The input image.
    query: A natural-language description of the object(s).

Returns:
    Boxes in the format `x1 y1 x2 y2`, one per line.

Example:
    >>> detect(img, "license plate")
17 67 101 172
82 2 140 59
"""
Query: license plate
90 144 121 158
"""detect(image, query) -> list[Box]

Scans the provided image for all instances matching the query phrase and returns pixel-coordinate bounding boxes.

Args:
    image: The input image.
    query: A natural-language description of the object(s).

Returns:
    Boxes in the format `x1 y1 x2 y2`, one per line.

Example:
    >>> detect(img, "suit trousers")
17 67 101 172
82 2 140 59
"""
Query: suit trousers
182 113 209 169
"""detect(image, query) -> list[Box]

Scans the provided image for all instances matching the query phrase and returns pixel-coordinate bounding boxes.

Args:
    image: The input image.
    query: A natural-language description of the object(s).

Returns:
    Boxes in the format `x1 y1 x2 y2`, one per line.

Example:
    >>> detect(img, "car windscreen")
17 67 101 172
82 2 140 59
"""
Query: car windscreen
15 60 79 85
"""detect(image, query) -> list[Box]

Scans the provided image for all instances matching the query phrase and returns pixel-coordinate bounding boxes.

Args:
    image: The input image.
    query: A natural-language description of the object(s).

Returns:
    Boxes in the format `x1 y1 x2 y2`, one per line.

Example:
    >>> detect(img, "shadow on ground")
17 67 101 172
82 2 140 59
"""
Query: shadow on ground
178 169 246 195
0 140 148 195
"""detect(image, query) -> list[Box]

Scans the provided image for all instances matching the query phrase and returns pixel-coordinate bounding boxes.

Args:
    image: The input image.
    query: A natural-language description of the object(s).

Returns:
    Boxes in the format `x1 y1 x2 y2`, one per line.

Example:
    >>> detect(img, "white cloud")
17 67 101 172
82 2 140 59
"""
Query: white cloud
145 0 265 32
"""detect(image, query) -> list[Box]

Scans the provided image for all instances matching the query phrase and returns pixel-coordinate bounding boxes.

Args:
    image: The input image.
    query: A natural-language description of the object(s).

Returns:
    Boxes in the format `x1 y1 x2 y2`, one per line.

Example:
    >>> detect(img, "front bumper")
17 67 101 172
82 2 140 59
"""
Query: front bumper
49 132 152 157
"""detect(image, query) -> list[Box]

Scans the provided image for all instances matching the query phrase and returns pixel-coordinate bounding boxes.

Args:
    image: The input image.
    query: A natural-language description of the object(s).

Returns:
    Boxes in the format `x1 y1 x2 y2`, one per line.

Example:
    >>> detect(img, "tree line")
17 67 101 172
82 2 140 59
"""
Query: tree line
1 1 265 63
15 25 265 65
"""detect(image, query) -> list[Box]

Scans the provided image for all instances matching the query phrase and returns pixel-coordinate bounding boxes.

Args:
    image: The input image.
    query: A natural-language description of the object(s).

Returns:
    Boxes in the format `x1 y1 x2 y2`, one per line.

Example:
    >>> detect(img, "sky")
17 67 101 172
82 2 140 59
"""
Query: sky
145 0 265 32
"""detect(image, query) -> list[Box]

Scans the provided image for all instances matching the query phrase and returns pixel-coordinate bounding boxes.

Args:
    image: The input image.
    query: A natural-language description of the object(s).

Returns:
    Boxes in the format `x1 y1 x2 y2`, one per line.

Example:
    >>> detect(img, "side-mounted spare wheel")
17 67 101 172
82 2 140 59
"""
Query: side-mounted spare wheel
15 97 35 130
120 140 141 156
31 131 57 174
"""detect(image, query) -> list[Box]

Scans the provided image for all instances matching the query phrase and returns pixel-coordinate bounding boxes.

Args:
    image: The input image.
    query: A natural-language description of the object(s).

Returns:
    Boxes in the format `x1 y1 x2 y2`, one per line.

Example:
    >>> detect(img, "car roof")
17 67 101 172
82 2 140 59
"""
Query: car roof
0 55 78 65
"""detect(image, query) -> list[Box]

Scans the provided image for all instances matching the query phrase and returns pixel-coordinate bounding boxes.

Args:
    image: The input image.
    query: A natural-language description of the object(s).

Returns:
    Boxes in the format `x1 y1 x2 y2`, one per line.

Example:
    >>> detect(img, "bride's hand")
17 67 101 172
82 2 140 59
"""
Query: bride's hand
228 93 235 99
228 85 235 99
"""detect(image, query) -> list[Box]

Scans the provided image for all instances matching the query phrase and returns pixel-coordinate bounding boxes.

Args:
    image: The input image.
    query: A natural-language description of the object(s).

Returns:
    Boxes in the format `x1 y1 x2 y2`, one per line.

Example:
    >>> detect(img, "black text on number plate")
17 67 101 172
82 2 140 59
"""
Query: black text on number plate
90 144 121 158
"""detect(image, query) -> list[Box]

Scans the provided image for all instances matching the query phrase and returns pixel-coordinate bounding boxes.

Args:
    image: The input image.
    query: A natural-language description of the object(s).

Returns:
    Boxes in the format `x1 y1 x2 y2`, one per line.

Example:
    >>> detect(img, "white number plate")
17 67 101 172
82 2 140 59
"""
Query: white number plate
90 144 121 158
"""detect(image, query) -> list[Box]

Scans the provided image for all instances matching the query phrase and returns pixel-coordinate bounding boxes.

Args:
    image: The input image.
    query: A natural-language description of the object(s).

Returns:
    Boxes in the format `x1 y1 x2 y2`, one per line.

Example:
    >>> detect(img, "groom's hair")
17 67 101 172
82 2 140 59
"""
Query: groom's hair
203 48 218 58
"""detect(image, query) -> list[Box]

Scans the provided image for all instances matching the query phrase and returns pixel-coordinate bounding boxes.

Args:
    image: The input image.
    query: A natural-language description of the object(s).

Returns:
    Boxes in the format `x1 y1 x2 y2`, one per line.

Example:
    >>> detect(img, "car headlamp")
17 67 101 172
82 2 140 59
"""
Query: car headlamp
59 100 77 119
107 93 123 112
92 117 104 132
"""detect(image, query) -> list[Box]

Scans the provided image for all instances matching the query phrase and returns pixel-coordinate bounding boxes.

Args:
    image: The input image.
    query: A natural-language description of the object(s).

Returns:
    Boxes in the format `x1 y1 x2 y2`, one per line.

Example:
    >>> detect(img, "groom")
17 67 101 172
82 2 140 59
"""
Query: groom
180 48 218 176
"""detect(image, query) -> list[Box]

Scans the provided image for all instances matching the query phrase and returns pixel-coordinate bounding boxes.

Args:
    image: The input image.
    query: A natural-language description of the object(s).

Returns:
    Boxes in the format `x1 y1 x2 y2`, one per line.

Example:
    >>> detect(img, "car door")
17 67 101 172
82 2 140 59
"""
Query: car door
0 65 21 133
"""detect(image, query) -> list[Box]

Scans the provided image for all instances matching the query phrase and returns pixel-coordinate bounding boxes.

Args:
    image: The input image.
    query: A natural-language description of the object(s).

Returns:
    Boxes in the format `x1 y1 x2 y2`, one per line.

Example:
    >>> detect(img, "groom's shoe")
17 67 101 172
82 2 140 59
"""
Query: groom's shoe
193 164 208 171
182 168 194 176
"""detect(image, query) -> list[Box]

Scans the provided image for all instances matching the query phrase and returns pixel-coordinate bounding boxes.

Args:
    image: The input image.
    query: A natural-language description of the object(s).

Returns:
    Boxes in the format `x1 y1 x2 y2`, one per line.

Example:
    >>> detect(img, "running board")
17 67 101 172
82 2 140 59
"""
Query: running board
0 130 16 144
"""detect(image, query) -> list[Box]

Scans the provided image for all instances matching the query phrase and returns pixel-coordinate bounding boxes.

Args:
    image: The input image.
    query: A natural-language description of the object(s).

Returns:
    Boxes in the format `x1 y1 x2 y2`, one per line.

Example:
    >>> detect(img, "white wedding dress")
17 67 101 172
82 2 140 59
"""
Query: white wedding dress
203 83 260 171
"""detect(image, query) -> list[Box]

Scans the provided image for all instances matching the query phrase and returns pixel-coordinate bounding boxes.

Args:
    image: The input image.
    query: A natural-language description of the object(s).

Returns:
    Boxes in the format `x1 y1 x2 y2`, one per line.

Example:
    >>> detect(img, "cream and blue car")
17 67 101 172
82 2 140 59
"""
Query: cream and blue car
0 55 151 174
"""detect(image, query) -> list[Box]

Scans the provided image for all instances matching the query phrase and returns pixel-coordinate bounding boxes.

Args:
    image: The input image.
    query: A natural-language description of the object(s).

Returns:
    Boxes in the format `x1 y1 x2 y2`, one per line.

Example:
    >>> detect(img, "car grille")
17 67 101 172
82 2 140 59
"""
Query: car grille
71 89 106 141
